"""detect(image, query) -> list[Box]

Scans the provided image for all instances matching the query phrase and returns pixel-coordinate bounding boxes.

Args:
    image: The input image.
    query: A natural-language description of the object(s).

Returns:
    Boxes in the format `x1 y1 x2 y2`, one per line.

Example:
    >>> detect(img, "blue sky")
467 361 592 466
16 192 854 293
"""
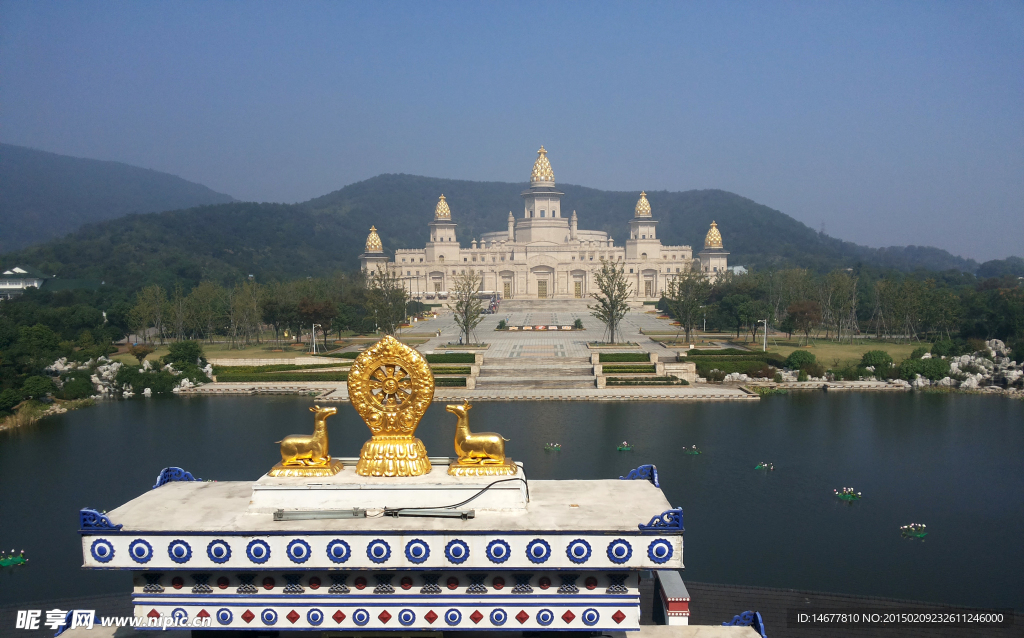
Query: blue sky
2 1 1021 261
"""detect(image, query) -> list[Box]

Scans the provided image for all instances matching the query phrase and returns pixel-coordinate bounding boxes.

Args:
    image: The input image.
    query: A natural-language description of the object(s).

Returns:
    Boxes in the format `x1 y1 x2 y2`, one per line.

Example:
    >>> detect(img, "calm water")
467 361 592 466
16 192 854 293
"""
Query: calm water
1 394 1022 610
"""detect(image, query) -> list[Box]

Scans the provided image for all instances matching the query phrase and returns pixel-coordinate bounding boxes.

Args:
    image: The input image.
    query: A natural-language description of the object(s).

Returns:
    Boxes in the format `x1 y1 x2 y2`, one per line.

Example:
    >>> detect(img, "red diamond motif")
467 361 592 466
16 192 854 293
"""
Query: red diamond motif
424 610 438 624
470 610 484 624
147 609 160 619
332 611 346 624
516 610 529 624
379 610 392 624
562 610 576 623
241 610 255 624
612 610 626 624
197 609 210 618
287 610 300 624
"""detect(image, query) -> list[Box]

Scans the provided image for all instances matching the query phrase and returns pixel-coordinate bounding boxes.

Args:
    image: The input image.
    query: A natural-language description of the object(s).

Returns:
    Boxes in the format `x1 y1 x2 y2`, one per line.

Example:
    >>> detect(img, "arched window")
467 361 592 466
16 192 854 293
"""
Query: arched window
641 253 648 260
540 210 545 217
438 255 444 263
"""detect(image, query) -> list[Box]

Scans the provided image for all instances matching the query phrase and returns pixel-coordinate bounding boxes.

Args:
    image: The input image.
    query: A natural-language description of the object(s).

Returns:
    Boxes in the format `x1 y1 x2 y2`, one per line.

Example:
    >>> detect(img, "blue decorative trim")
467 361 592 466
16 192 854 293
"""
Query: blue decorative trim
166 540 192 564
352 609 370 626
647 539 674 564
326 539 350 564
638 507 684 532
328 572 349 594
128 539 153 564
486 539 511 564
723 610 767 638
153 467 200 489
287 539 312 564
606 538 633 564
404 539 430 564
307 608 324 626
620 464 659 487
607 573 629 593
143 572 163 593
444 539 469 564
236 573 257 594
246 539 271 564
512 572 534 594
490 608 507 626
283 573 304 594
536 608 554 626
79 509 122 532
216 608 232 625
525 538 551 564
260 608 277 626
190 573 212 594
398 609 416 626
171 608 187 622
582 608 601 626
366 539 392 564
206 540 231 564
566 538 592 564
557 573 579 594
420 573 441 594
90 538 115 563
444 608 462 626
467 573 488 593
373 574 395 594
53 610 73 637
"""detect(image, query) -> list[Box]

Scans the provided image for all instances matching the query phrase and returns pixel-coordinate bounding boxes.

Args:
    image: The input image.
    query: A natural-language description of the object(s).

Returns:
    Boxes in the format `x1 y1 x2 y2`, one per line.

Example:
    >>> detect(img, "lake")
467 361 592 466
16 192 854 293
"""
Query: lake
1 393 1022 611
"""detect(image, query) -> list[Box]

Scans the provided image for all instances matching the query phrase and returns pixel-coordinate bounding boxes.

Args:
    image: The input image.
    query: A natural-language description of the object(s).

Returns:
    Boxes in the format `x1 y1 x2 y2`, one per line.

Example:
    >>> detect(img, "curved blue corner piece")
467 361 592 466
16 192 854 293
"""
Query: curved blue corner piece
723 610 767 638
79 508 122 532
619 464 660 488
638 507 684 532
53 609 74 637
153 467 200 489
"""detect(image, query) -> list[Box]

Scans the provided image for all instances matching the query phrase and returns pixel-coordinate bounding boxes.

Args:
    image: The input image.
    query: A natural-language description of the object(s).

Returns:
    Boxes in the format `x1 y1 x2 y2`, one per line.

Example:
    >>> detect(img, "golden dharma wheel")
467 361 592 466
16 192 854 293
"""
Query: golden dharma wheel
347 336 434 477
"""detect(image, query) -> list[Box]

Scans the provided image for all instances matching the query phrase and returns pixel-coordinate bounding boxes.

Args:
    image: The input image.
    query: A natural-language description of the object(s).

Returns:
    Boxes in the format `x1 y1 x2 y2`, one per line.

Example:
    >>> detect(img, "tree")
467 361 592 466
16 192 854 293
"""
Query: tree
787 300 821 345
664 269 713 343
167 283 191 341
365 266 408 336
22 375 54 400
186 281 225 343
719 294 752 339
128 344 155 365
130 285 167 344
589 258 632 344
163 340 205 367
449 270 485 344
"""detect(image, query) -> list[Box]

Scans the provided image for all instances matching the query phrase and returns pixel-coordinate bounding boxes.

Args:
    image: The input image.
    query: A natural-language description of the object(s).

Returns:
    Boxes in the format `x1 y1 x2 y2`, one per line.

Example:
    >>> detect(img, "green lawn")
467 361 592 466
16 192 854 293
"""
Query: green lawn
757 339 923 368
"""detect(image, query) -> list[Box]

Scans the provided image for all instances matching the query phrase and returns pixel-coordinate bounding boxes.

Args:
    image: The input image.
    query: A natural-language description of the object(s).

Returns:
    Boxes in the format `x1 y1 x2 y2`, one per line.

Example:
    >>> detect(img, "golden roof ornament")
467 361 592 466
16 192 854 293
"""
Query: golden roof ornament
365 226 383 253
348 335 434 477
267 406 344 477
434 194 451 220
704 221 723 249
446 401 517 476
530 146 555 184
635 191 652 217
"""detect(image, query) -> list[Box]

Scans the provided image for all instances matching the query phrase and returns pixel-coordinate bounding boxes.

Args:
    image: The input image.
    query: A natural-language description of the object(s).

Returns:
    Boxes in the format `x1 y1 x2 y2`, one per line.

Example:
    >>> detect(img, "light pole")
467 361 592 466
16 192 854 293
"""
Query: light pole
310 323 322 354
757 319 767 352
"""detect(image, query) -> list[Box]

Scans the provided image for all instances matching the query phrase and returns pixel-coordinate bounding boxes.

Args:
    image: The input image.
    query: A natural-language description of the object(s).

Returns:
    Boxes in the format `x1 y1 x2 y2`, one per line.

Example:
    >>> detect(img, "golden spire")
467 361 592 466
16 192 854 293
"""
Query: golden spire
530 146 555 184
434 194 451 220
704 221 723 249
365 226 383 253
635 191 652 217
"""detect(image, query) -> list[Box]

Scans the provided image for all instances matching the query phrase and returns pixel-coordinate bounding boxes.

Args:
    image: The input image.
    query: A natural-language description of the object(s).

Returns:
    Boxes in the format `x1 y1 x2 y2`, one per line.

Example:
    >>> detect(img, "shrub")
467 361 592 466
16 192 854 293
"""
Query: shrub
967 338 987 353
785 350 816 370
573 318 584 329
1008 337 1023 363
910 347 929 360
804 362 825 378
746 363 776 378
600 353 650 363
425 353 475 364
496 319 507 330
22 376 54 399
931 339 966 357
214 373 348 382
773 372 783 383
58 376 95 400
435 377 467 387
602 365 656 374
163 340 205 366
860 350 893 368
127 344 155 365
898 357 951 381
706 369 726 382
0 388 22 413
797 371 809 382
431 367 472 375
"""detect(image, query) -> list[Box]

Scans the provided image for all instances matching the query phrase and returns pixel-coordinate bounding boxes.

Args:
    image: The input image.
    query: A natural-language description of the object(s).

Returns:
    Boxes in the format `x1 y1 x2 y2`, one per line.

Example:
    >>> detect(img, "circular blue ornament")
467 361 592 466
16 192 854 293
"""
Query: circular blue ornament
536 609 554 626
246 539 271 564
486 539 511 563
216 609 232 625
398 609 416 626
647 539 674 564
90 539 115 563
286 538 312 563
525 538 551 563
566 538 592 564
445 609 462 626
167 539 192 564
490 609 507 626
366 539 392 563
326 539 350 563
307 609 324 626
171 608 188 622
404 539 430 563
444 539 470 564
128 539 152 564
261 609 277 626
352 609 370 626
606 538 633 564
206 539 231 564
582 608 600 626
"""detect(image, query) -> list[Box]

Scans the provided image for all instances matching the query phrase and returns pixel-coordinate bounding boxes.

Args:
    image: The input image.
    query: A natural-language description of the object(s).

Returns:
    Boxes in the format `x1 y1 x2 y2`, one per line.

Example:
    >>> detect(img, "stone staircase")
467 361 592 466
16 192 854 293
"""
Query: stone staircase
476 356 596 389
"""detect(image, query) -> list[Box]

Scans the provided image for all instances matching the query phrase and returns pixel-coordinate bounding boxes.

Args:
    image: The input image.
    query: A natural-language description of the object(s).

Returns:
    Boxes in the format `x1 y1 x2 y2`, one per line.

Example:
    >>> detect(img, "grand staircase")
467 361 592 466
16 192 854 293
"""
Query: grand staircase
476 356 596 390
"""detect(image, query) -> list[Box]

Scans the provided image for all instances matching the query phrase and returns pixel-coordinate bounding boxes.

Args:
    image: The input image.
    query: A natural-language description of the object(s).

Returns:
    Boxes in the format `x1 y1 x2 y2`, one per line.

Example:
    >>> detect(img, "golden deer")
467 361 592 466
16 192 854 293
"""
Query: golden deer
447 401 508 464
277 405 337 466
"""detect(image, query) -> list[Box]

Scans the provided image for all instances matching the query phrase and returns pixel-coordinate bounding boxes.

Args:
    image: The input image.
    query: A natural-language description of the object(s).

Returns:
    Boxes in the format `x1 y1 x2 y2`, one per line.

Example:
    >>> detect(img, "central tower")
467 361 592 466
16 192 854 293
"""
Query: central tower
516 146 569 244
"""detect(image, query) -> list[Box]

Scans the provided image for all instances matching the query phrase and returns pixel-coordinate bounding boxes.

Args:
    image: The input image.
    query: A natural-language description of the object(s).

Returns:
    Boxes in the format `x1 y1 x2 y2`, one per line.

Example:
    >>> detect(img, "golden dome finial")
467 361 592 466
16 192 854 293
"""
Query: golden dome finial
704 221 723 249
434 194 451 220
365 226 383 253
635 191 652 217
531 146 554 184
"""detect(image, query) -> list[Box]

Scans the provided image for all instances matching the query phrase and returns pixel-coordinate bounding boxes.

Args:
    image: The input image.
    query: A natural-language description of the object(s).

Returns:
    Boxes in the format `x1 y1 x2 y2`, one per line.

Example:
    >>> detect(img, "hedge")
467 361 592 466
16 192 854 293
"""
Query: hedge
435 377 467 386
431 367 472 375
601 365 657 374
599 353 651 362
316 351 361 359
607 376 688 386
684 348 762 356
213 363 345 375
426 353 476 363
685 352 785 365
693 359 779 377
215 373 349 382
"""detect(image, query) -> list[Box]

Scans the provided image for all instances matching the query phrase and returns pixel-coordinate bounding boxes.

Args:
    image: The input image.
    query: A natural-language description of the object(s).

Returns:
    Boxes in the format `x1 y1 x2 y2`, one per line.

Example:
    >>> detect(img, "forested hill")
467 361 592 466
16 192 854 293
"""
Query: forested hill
0 173 987 290
0 143 235 252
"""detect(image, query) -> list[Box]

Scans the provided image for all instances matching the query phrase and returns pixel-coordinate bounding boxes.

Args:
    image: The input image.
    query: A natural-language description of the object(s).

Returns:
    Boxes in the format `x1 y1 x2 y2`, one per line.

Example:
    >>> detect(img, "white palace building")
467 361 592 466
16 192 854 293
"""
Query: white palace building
360 147 728 300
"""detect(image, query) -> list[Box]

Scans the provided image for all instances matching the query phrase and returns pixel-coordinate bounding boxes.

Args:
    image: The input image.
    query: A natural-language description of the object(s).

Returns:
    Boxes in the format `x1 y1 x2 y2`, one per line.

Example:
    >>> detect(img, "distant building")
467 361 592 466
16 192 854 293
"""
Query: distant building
0 266 47 299
360 147 728 300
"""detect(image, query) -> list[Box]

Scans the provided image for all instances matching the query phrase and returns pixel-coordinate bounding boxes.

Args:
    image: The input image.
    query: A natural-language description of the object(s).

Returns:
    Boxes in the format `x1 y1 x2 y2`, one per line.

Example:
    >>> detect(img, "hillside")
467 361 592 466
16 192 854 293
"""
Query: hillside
0 173 985 290
0 143 234 252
